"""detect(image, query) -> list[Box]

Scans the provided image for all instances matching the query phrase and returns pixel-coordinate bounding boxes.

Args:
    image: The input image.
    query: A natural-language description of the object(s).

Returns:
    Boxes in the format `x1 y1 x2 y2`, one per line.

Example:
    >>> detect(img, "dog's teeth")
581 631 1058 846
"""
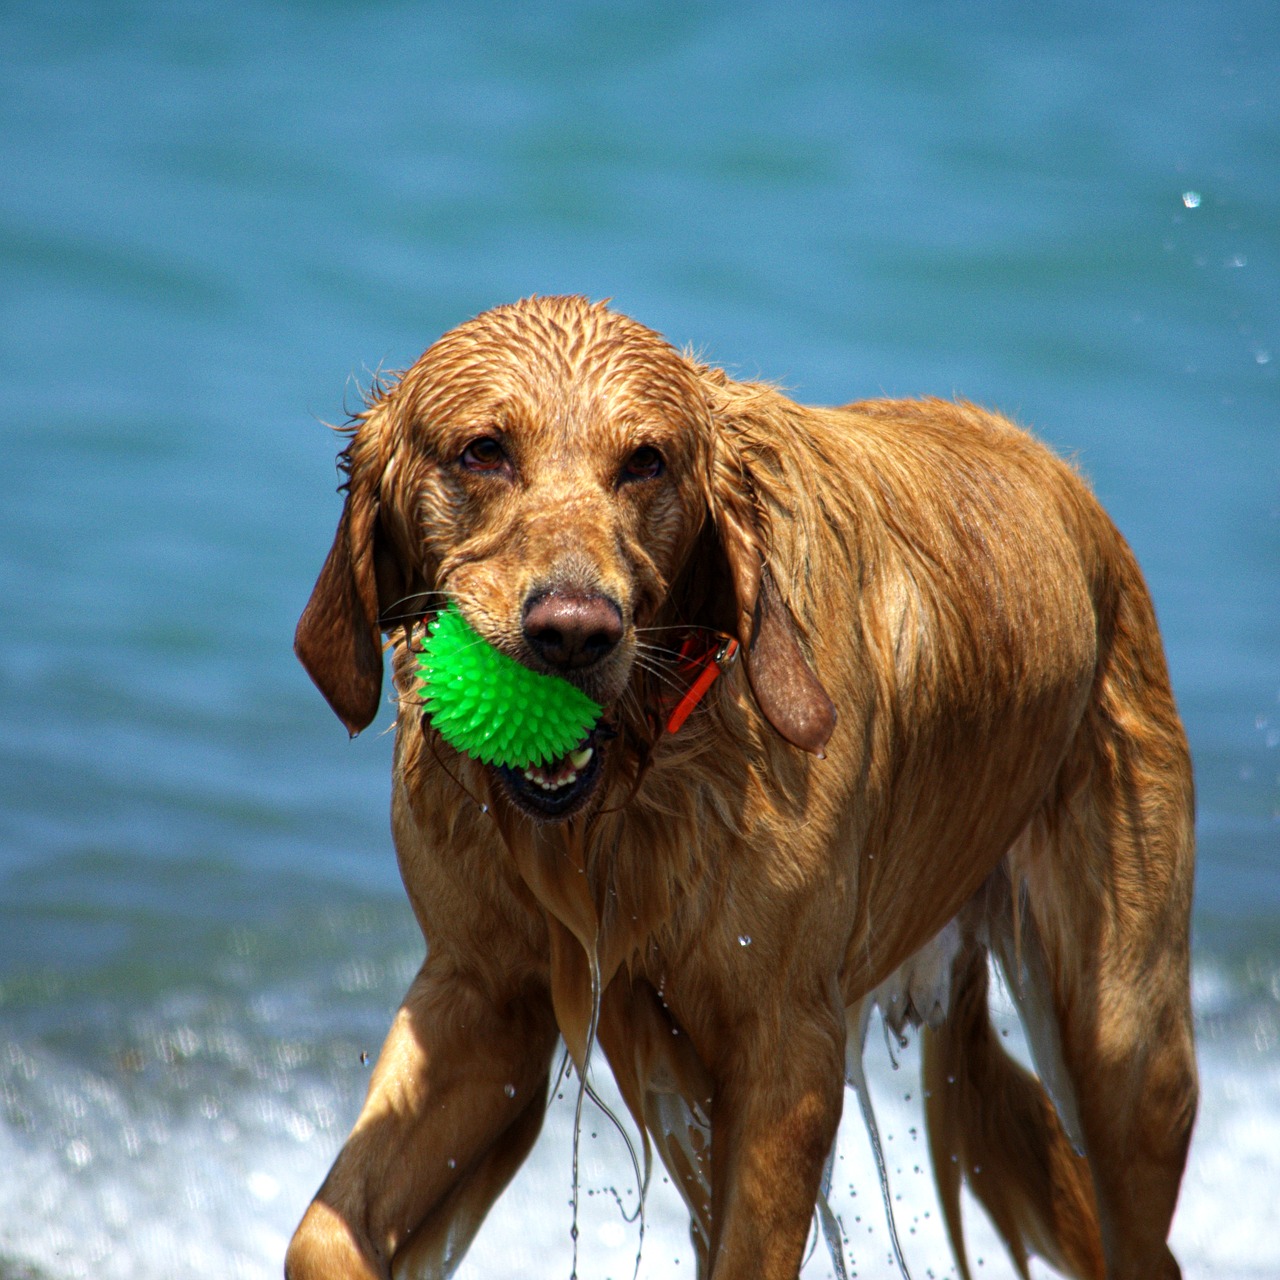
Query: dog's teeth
520 758 585 793
569 747 593 769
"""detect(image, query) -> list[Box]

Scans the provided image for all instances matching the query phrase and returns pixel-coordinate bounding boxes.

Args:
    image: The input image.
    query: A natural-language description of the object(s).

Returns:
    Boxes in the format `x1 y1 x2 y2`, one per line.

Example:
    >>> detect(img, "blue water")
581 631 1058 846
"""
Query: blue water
1 3 1276 1276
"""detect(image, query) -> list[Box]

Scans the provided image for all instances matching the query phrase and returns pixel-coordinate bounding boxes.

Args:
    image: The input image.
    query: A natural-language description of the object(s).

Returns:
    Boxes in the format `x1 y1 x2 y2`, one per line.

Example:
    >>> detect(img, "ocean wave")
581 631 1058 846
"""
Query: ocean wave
2 958 1274 1279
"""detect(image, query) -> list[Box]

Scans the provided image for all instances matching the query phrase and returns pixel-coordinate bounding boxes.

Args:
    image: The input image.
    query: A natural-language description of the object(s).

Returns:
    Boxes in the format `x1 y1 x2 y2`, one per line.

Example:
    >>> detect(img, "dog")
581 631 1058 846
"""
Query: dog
286 295 1196 1280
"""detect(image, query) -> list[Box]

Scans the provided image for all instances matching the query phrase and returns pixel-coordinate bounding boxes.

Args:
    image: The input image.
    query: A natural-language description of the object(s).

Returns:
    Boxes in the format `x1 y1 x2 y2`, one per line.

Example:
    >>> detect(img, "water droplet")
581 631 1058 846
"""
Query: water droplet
446 1158 456 1169
504 1083 516 1098
65 1139 92 1169
738 934 752 947
1182 190 1201 209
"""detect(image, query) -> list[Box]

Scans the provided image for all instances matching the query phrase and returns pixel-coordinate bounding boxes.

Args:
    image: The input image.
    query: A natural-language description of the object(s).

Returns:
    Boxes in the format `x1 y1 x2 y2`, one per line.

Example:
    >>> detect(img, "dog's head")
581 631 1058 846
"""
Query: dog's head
296 296 834 820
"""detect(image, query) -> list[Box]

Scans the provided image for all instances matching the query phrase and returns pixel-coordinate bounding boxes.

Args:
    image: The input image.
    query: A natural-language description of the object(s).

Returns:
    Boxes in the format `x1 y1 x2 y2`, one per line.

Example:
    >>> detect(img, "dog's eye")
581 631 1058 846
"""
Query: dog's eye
621 445 664 483
460 437 507 473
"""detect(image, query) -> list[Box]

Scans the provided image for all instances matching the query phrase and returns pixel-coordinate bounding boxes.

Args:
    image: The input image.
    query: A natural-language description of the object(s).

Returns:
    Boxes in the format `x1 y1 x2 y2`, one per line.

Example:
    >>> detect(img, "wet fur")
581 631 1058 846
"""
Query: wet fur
287 296 1196 1279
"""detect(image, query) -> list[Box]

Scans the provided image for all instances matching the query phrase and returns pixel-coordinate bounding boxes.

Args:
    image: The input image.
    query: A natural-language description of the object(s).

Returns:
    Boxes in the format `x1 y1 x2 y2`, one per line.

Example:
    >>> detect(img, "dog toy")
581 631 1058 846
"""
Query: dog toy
416 603 601 768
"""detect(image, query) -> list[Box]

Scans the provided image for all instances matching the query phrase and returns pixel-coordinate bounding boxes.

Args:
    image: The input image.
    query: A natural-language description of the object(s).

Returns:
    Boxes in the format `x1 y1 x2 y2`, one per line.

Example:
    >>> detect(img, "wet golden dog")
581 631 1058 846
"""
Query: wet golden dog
287 296 1196 1279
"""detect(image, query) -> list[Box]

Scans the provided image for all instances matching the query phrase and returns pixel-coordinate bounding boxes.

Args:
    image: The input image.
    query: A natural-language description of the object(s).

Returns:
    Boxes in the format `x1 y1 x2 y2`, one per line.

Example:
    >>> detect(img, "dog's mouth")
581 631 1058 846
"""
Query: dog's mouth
494 728 608 821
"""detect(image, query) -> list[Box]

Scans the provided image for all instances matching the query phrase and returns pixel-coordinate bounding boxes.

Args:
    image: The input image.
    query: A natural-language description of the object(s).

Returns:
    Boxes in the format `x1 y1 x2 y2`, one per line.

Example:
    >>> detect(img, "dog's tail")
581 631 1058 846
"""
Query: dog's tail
921 947 1104 1280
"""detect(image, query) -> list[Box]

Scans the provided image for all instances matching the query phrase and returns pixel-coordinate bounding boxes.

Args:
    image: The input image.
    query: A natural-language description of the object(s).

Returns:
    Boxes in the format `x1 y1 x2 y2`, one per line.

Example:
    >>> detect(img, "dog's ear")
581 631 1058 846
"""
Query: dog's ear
703 419 837 757
295 424 403 737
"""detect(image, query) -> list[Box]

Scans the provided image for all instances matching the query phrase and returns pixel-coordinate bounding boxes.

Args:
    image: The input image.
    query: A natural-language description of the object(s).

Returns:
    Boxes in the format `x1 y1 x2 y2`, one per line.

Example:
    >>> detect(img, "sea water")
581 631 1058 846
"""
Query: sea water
1 3 1276 1276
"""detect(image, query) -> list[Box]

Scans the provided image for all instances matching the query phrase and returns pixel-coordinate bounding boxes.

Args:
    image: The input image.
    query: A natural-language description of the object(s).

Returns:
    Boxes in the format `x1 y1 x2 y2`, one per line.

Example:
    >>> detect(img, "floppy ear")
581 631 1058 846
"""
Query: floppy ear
705 434 837 757
295 434 401 737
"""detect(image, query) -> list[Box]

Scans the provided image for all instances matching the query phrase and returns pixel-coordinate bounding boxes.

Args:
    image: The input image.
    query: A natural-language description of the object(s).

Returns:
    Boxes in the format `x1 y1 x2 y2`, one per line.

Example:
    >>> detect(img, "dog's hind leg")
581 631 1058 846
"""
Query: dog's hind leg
927 551 1198 1280
923 935 1105 1280
1009 679 1198 1279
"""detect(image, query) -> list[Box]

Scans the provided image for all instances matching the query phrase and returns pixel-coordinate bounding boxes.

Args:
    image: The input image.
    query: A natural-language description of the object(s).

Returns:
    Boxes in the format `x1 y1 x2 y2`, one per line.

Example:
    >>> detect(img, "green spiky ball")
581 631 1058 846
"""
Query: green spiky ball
416 604 602 768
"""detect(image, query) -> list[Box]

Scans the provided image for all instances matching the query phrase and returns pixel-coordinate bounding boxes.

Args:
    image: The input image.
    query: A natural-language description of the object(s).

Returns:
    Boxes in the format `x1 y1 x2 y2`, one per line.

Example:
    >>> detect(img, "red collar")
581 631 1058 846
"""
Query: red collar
662 630 739 735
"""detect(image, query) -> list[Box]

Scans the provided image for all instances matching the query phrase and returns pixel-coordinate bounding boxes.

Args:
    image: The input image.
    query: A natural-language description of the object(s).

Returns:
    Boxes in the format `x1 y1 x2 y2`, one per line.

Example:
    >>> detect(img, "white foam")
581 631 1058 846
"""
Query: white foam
0 1034 339 1280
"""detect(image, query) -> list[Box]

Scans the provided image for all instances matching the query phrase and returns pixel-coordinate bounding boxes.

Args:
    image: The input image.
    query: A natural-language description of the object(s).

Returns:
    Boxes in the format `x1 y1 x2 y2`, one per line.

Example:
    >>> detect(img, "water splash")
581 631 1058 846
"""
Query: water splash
847 1005 914 1280
815 1143 850 1280
565 944 648 1280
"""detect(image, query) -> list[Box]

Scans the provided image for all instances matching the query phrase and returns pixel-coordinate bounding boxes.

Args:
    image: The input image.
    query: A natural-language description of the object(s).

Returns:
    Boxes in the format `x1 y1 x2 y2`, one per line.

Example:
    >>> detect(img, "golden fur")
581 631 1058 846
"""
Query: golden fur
287 296 1196 1279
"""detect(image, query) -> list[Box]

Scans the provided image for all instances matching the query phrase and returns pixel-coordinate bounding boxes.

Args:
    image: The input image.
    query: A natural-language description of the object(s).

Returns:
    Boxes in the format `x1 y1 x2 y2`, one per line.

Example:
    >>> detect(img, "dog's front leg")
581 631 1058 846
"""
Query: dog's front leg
285 959 557 1280
705 997 846 1280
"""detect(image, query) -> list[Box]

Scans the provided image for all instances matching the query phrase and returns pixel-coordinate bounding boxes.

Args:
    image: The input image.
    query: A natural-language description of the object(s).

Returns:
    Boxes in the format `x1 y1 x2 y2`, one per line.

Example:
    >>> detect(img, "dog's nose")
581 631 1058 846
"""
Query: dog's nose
522 592 624 670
